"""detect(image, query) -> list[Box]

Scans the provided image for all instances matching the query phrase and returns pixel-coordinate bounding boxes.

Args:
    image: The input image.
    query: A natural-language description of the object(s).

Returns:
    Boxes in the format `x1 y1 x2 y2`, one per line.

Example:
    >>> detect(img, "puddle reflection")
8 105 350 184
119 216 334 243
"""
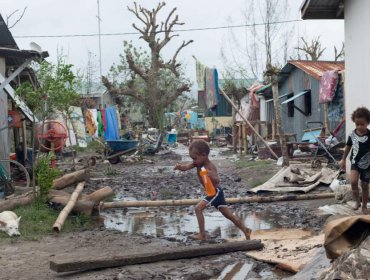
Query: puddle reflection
104 207 282 239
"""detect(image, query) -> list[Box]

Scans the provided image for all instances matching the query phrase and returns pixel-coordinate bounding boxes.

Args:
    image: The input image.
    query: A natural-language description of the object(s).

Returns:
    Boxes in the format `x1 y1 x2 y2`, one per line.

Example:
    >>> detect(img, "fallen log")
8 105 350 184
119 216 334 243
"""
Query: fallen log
50 240 263 273
102 193 334 209
53 169 90 190
0 191 34 212
48 186 114 215
53 182 85 232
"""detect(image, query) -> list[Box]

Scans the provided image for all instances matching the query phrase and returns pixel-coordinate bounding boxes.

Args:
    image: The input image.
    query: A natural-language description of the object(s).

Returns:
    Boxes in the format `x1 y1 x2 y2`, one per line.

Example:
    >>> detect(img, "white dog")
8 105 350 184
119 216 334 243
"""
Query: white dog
0 211 21 236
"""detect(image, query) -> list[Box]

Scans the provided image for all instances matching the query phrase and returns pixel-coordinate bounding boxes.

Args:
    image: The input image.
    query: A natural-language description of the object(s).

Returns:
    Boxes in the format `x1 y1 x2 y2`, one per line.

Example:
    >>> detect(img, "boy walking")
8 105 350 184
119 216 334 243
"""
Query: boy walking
174 139 252 240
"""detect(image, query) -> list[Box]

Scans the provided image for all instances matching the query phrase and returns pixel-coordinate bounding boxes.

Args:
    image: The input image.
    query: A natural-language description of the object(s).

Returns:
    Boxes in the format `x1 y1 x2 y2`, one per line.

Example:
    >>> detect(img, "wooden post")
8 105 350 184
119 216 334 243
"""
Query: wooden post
0 57 9 173
219 89 279 159
239 123 242 155
269 72 289 166
323 103 330 135
232 95 237 154
243 124 247 155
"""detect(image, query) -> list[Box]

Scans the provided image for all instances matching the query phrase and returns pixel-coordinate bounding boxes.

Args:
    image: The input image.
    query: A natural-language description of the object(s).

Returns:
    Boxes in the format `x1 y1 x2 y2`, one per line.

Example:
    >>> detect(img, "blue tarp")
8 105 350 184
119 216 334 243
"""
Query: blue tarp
104 107 120 140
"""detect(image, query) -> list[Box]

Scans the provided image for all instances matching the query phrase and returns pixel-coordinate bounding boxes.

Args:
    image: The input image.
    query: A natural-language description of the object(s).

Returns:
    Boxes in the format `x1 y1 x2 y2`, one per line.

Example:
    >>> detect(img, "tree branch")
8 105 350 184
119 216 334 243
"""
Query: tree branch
164 83 191 106
7 7 27 29
101 76 146 104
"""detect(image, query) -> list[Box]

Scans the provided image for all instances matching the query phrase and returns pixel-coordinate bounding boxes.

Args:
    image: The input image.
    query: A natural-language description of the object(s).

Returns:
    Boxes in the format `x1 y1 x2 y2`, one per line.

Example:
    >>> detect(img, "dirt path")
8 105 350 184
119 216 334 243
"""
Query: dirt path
0 148 333 279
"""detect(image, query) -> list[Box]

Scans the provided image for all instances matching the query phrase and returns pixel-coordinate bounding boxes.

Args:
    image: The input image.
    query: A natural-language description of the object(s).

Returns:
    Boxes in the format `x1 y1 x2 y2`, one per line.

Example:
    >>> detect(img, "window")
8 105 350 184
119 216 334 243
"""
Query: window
304 90 311 116
287 93 294 117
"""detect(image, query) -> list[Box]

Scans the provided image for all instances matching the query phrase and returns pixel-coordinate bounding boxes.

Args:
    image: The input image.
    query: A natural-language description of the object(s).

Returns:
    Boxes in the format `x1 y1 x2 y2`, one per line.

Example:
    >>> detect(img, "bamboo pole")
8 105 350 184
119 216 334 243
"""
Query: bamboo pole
53 182 85 232
219 89 278 159
102 193 334 209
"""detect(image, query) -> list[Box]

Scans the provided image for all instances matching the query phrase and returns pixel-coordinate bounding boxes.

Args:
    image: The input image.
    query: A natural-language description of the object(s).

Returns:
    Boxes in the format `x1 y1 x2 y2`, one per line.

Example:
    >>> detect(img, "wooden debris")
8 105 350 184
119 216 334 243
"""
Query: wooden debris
53 169 90 190
48 186 114 215
0 191 34 212
102 193 334 209
53 182 85 232
49 240 263 273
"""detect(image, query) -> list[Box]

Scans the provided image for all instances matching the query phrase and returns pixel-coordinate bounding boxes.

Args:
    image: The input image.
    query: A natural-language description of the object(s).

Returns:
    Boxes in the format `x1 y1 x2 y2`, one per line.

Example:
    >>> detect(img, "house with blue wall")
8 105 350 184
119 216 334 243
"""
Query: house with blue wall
257 60 345 142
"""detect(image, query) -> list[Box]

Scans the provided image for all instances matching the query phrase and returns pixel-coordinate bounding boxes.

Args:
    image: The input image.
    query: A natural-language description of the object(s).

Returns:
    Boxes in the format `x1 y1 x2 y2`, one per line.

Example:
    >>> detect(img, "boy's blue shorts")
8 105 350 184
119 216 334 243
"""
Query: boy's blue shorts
203 187 227 209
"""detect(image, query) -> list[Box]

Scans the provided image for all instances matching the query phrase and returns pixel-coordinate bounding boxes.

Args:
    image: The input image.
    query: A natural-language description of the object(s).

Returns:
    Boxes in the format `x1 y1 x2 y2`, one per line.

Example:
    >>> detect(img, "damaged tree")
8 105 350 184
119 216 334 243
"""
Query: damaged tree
102 2 193 129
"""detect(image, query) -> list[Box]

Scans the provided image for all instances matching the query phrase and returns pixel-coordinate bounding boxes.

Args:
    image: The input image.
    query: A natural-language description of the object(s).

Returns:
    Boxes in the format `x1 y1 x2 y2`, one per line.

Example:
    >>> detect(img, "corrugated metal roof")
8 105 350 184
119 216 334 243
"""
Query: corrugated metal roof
301 0 344 20
281 60 345 81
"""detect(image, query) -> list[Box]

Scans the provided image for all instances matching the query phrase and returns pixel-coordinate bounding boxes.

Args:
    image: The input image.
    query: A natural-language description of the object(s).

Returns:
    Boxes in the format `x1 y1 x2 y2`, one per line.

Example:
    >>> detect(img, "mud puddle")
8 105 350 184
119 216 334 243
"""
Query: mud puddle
103 207 284 240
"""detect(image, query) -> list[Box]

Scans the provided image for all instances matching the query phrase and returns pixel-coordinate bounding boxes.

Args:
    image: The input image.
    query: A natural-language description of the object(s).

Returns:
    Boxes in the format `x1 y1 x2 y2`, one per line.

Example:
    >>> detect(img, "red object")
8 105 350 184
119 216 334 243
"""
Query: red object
8 110 22 128
9 153 16 160
319 70 339 104
37 120 68 153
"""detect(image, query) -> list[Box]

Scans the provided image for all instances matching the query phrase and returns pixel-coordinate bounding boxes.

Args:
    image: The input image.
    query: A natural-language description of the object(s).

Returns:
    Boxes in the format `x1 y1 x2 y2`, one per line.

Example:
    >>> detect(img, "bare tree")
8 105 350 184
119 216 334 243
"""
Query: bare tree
334 42 345 61
6 7 27 29
102 2 193 129
295 36 326 61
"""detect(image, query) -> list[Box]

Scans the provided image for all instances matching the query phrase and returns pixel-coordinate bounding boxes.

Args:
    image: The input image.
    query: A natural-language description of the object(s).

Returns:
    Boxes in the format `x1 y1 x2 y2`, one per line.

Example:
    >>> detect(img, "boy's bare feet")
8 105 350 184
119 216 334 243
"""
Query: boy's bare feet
362 207 369 214
243 228 252 240
190 233 206 240
353 202 361 210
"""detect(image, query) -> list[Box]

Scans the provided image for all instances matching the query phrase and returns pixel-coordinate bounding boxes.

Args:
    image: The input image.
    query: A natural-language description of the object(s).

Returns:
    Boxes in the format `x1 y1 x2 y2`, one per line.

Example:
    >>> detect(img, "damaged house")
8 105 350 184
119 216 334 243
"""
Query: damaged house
257 60 345 143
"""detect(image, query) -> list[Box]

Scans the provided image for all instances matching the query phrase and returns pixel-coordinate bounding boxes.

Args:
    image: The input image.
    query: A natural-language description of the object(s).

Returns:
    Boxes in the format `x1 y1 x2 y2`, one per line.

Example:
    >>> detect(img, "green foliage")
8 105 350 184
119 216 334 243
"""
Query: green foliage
0 202 93 240
235 159 273 169
16 54 81 120
103 164 118 176
35 154 60 201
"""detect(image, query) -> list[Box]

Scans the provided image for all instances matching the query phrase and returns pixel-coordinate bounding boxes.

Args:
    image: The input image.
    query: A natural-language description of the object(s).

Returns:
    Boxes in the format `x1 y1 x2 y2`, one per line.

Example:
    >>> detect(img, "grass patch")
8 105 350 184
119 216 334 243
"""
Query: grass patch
0 202 93 241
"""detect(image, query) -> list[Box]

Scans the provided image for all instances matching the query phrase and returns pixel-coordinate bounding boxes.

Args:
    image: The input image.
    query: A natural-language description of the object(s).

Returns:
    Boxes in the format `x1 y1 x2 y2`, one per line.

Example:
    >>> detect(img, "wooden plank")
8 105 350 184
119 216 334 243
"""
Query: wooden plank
50 240 263 273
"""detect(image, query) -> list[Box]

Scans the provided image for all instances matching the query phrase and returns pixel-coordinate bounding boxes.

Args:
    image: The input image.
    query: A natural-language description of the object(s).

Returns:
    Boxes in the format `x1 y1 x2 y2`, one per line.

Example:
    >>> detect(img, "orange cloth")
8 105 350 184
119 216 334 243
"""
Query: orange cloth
85 109 97 136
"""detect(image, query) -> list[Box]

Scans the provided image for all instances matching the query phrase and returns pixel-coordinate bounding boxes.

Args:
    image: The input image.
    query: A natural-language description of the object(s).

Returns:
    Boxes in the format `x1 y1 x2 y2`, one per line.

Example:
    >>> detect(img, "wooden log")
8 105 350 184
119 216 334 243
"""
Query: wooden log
53 169 89 190
102 193 334 209
0 191 34 212
85 186 114 202
53 182 85 232
50 240 263 273
48 186 114 215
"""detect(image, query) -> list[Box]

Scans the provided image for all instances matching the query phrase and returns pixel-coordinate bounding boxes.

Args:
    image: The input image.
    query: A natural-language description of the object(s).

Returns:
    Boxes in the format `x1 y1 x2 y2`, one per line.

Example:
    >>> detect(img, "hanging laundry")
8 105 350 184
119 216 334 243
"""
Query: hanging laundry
196 60 206 91
205 67 220 110
104 107 120 140
101 108 107 131
97 110 104 137
85 109 97 137
319 70 339 104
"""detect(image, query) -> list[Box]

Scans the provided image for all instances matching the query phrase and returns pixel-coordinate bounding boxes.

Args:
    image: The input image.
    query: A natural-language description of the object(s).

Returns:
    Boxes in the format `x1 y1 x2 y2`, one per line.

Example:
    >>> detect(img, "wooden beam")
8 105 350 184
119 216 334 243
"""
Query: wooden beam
50 240 263 273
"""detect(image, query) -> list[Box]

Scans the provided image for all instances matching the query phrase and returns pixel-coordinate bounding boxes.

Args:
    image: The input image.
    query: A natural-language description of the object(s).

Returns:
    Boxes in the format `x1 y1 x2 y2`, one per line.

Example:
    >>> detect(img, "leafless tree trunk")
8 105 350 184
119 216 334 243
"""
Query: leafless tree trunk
295 36 326 61
334 42 345 61
102 2 193 130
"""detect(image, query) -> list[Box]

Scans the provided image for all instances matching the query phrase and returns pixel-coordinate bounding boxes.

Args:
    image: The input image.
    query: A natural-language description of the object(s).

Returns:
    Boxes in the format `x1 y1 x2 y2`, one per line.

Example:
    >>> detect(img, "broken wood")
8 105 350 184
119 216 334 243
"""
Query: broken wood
102 193 334 209
49 240 263 273
53 169 90 190
219 89 279 159
53 182 85 232
0 191 33 212
48 186 114 215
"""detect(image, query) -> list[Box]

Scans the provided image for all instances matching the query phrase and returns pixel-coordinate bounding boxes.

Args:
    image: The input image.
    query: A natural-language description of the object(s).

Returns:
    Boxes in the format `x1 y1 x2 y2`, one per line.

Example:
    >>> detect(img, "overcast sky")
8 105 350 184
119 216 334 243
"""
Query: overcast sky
2 0 344 96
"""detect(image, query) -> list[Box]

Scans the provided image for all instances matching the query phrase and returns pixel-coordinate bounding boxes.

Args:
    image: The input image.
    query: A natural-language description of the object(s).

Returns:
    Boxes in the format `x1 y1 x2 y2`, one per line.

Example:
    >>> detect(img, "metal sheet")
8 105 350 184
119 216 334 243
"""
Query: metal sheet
281 90 309 104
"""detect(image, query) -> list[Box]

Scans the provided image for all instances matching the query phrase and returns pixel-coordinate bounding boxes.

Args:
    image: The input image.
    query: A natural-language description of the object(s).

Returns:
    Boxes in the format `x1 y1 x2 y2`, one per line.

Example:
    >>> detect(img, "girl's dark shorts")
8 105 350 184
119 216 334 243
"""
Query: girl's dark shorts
351 165 370 183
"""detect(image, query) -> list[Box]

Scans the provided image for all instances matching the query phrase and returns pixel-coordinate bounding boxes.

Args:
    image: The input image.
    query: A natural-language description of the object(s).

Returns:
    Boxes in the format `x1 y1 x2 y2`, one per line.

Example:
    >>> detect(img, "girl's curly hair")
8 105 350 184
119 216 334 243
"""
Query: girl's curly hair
351 107 370 123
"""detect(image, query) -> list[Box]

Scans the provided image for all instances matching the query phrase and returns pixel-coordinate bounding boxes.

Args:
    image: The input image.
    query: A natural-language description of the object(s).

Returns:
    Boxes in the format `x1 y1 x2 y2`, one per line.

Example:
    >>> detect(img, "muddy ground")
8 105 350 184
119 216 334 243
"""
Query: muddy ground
0 145 334 280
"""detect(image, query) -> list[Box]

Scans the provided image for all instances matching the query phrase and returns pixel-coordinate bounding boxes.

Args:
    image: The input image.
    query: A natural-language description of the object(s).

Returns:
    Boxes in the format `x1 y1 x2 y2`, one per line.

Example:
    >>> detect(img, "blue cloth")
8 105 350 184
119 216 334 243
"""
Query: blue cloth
104 107 120 140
